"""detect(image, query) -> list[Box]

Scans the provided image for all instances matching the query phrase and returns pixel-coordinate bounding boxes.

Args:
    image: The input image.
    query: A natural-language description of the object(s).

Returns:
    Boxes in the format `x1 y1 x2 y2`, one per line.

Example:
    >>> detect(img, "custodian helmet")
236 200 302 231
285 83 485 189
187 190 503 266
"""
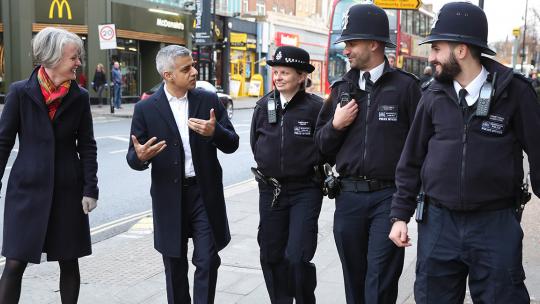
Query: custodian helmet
334 3 396 48
420 1 496 55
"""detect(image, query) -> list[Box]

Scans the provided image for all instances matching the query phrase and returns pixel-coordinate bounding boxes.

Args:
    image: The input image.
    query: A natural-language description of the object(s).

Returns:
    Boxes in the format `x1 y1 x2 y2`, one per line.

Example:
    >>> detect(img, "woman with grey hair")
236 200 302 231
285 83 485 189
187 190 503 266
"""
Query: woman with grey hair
0 27 98 303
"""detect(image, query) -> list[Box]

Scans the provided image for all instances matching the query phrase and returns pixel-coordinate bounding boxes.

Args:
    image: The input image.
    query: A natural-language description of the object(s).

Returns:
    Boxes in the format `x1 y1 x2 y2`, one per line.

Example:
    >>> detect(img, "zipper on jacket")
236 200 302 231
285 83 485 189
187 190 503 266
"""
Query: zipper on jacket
362 93 371 172
460 123 468 207
280 107 286 174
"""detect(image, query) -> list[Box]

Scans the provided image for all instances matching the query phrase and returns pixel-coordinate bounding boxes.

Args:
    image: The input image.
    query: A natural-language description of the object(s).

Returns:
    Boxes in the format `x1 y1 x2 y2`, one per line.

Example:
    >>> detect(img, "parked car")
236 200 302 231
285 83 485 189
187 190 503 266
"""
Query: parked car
140 81 234 119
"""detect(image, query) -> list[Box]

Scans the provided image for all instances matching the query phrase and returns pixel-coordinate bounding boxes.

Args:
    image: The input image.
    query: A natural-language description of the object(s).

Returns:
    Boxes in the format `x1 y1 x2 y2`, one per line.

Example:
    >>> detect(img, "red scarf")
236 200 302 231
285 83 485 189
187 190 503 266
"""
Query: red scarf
37 66 71 120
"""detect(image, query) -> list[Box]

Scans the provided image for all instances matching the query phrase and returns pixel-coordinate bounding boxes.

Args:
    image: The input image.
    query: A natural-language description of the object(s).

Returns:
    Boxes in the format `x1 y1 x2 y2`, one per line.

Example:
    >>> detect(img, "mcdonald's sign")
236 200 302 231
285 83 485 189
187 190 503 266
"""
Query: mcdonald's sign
35 0 83 24
49 0 72 20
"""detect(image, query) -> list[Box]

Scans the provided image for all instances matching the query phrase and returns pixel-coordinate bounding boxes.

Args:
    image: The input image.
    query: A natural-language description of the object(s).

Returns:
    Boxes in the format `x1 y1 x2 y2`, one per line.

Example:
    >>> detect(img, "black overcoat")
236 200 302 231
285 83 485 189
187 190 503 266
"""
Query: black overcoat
0 66 99 263
127 85 239 257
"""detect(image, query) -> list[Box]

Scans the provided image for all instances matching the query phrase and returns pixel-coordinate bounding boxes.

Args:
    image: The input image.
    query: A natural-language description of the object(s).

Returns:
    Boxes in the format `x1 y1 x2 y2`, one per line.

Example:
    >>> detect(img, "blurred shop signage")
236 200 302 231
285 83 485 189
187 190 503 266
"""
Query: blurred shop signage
230 32 248 50
194 0 212 45
157 18 184 30
276 32 299 47
374 0 421 10
98 24 117 50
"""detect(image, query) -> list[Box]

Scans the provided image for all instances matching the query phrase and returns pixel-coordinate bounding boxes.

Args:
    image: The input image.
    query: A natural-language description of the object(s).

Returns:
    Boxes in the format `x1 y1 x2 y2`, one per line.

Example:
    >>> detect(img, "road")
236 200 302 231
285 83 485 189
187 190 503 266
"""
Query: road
0 108 256 246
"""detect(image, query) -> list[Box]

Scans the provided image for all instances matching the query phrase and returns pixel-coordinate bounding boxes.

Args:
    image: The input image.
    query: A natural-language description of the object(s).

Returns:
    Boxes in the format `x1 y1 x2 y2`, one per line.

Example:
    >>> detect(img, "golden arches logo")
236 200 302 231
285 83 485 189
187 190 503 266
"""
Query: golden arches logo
49 0 72 20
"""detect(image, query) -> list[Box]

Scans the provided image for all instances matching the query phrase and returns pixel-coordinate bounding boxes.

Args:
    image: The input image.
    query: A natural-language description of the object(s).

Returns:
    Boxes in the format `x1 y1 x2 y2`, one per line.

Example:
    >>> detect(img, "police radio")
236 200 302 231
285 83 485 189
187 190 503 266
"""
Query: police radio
267 91 278 124
339 92 352 107
476 72 497 117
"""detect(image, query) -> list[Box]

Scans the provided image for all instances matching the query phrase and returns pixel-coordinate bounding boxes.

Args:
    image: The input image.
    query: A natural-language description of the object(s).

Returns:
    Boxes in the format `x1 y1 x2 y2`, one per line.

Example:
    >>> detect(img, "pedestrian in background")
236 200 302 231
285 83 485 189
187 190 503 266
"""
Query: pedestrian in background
387 53 396 68
315 3 421 303
0 27 98 304
127 45 238 304
389 2 540 303
112 61 122 109
250 46 326 304
419 65 433 88
92 63 107 107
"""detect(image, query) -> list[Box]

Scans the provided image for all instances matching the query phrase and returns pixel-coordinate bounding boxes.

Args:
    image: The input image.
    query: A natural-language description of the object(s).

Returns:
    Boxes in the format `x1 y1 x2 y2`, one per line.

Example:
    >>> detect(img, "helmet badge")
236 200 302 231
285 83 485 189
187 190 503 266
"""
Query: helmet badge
431 11 439 29
276 51 282 60
342 7 351 30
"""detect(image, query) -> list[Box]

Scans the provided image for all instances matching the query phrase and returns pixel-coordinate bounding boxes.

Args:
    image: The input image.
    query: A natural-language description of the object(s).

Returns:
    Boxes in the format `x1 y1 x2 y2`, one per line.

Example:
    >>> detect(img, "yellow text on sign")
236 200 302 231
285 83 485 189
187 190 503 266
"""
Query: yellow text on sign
49 0 72 20
374 0 421 10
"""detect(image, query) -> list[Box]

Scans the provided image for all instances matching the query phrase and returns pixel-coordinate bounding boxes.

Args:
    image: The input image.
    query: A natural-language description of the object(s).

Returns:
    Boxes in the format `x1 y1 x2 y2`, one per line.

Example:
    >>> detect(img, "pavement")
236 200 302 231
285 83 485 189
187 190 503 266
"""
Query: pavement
89 96 259 119
4 97 540 303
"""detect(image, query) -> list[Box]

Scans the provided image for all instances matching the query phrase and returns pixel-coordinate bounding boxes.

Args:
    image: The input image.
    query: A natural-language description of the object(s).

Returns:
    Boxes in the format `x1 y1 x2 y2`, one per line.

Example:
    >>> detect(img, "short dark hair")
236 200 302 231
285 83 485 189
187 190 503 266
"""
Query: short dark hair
449 42 481 61
467 45 481 60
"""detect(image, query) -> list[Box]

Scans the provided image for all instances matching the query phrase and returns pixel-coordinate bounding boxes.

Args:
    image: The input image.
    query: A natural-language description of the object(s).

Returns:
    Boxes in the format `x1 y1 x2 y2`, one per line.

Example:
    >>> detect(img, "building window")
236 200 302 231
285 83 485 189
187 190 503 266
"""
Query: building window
256 3 265 15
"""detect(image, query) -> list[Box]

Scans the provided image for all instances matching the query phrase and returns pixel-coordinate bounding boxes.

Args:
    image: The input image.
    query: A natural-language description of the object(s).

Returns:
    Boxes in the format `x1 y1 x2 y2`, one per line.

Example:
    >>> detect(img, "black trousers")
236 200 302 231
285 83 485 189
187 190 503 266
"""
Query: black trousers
162 183 221 304
258 181 323 304
415 205 530 303
334 187 404 304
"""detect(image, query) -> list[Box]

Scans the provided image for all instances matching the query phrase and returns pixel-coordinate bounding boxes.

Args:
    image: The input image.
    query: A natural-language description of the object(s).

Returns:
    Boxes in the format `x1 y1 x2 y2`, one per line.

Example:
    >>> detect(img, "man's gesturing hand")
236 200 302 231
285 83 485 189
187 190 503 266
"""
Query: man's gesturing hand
131 136 167 162
332 100 359 130
188 108 216 137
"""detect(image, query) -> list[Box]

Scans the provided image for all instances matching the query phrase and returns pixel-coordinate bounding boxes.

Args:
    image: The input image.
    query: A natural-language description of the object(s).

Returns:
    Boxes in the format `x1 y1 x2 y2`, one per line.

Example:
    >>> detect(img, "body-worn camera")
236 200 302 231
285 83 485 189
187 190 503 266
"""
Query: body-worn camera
339 92 351 107
415 192 426 223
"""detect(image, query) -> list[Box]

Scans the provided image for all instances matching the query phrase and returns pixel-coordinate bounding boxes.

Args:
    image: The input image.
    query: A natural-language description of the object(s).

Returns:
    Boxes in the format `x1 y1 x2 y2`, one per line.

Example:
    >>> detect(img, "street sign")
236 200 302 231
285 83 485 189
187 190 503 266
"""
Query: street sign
374 0 421 10
513 28 521 37
98 24 117 50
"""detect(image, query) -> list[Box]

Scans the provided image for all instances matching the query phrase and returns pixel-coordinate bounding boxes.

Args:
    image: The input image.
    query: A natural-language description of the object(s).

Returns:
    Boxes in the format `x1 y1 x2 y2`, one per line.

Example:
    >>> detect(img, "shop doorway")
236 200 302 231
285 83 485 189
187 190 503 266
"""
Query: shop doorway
110 38 140 102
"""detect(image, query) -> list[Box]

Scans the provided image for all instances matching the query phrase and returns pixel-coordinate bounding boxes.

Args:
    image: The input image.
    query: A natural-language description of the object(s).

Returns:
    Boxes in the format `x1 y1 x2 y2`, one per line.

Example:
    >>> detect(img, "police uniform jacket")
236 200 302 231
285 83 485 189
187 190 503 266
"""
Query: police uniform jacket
251 89 324 180
127 85 239 257
391 57 540 221
0 66 98 263
315 62 421 180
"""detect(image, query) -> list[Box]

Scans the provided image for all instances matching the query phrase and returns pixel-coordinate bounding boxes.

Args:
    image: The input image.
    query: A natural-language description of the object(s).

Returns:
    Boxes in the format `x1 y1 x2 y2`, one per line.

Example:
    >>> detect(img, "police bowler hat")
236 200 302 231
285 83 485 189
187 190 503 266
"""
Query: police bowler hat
267 46 315 73
334 3 396 48
420 2 496 55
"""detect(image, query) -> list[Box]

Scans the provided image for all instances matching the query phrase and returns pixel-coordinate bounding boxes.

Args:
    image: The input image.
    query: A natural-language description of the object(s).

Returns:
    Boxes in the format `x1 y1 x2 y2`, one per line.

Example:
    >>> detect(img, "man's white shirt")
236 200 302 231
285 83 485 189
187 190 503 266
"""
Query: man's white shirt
164 84 196 178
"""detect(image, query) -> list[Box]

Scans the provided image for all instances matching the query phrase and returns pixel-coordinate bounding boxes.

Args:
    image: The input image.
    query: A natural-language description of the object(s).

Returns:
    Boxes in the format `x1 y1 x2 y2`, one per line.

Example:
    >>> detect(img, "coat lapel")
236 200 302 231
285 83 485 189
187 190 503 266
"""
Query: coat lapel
152 85 182 140
188 89 201 119
24 67 49 115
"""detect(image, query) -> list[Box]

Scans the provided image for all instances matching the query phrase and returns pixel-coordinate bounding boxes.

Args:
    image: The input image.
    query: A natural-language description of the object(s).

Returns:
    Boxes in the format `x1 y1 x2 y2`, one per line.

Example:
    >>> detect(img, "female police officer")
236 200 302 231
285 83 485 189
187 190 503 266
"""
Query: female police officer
250 46 325 304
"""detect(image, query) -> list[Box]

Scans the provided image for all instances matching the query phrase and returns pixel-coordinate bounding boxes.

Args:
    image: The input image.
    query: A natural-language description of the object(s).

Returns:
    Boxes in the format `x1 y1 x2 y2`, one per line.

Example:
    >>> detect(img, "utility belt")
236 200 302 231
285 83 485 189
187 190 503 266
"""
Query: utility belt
339 177 395 193
251 167 317 208
426 196 514 212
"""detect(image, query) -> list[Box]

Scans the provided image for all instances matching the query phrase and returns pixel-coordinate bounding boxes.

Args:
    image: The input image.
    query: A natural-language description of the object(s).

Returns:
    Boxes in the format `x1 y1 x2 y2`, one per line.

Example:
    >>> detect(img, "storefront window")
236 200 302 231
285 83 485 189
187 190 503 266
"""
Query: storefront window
110 38 140 98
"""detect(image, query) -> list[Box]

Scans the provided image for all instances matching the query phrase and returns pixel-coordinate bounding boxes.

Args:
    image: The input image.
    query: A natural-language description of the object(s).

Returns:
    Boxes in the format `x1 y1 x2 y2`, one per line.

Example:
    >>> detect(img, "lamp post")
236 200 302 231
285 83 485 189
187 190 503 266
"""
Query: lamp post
521 0 529 73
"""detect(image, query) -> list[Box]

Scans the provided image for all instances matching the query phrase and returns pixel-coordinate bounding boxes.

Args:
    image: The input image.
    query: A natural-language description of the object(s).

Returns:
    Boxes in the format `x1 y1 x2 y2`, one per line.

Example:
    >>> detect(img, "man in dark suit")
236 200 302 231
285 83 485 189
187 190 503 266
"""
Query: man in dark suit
127 45 239 304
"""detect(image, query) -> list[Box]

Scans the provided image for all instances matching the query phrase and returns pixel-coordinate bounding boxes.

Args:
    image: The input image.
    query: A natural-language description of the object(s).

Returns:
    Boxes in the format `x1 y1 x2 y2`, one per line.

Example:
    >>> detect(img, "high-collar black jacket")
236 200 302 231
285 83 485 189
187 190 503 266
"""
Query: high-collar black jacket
251 89 324 179
315 62 421 180
391 57 540 221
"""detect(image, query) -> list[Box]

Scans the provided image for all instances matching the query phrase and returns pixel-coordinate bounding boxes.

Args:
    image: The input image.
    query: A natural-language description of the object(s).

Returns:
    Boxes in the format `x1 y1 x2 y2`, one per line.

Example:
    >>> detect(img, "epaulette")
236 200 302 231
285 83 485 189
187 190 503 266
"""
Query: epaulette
395 68 420 82
421 78 434 91
306 92 324 103
330 77 346 88
255 90 275 107
513 72 534 85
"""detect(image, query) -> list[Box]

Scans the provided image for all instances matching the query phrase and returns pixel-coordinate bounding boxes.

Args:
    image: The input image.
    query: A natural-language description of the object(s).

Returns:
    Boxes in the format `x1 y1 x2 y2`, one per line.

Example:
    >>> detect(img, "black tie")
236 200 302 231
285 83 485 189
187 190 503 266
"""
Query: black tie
458 88 468 111
363 72 374 93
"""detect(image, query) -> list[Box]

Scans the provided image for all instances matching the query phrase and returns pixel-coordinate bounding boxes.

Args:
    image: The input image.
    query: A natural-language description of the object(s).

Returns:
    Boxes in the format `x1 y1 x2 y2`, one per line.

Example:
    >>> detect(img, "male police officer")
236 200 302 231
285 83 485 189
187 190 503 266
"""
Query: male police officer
315 4 421 303
389 2 540 303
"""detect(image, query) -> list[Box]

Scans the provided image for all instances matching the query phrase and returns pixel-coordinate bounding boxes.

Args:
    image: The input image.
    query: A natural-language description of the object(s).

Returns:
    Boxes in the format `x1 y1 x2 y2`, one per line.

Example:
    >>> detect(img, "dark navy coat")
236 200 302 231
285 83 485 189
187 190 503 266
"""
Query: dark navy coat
391 57 540 220
126 84 239 257
0 67 99 263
